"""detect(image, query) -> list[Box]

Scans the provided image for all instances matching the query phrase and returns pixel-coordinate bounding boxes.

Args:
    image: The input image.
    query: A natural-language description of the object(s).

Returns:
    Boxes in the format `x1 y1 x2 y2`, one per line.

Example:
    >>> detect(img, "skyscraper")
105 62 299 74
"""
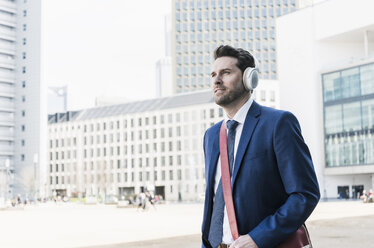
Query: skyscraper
0 0 45 199
156 14 173 98
172 0 298 93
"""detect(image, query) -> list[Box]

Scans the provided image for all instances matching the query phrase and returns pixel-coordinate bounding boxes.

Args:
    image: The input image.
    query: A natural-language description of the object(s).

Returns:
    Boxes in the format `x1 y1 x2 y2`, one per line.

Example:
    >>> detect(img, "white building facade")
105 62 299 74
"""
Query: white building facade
47 86 278 201
277 0 374 199
0 0 45 200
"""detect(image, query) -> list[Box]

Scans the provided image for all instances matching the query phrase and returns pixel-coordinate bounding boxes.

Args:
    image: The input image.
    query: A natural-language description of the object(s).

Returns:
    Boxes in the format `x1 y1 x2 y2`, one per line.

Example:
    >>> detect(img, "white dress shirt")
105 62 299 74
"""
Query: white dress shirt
213 97 253 245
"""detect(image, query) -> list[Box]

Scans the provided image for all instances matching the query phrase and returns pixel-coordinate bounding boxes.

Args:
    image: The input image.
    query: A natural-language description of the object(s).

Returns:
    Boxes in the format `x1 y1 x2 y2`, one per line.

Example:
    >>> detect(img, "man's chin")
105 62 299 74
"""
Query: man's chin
214 96 229 107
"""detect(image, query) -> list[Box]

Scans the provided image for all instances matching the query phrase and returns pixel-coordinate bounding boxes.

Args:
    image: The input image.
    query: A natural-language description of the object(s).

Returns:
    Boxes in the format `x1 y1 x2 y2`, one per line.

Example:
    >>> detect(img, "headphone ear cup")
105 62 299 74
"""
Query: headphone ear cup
243 67 259 91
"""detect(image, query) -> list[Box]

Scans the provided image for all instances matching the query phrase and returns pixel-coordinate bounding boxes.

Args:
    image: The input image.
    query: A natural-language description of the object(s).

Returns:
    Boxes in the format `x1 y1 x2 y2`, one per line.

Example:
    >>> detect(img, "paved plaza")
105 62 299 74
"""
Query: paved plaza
1 200 374 248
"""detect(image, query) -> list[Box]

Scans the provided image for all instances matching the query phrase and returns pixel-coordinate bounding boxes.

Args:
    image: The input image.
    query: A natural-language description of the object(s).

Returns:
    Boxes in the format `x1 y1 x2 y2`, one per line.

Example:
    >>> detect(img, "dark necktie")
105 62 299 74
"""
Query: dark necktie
208 120 239 247
226 120 239 175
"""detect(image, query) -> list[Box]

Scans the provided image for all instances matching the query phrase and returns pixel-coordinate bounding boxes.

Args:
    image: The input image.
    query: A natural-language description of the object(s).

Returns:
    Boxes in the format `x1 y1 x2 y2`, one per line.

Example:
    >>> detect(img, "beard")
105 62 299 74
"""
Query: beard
214 84 247 107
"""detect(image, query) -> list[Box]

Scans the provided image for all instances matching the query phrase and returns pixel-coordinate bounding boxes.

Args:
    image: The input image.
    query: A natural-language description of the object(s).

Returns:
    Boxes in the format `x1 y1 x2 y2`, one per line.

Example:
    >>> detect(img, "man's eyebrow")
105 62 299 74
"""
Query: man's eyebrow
211 68 232 76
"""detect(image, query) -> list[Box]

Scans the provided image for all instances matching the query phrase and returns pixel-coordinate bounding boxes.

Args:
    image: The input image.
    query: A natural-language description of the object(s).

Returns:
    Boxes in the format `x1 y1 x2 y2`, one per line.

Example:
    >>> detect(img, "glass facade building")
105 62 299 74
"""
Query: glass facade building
172 0 298 93
322 62 374 167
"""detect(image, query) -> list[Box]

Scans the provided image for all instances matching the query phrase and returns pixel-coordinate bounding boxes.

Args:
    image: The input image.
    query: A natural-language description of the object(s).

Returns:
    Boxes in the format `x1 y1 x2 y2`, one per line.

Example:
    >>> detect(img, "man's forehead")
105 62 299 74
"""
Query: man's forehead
212 56 238 70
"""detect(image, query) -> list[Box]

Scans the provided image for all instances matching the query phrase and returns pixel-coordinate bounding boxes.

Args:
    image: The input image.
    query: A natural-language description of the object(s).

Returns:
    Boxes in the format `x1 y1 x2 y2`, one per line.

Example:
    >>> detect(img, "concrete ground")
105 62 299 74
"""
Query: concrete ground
1 200 374 248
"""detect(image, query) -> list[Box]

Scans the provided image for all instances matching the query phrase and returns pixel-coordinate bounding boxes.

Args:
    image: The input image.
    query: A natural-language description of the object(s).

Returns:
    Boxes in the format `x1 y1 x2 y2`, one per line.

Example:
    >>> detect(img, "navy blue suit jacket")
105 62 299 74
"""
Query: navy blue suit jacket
201 101 320 248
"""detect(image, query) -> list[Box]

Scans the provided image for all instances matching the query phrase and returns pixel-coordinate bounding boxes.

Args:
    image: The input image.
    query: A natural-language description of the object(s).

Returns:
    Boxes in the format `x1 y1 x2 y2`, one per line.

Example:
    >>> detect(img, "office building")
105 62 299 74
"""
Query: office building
0 0 45 199
171 0 299 93
277 0 374 199
47 81 278 201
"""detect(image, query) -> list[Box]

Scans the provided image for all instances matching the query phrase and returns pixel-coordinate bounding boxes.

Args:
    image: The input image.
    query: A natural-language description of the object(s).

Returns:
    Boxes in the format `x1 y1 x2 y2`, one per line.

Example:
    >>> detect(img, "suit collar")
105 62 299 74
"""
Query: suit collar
224 97 253 125
231 101 261 186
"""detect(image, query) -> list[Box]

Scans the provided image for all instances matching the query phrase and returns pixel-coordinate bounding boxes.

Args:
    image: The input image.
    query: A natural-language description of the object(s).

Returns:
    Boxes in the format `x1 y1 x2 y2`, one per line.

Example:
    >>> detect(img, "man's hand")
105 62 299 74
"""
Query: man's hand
229 235 258 248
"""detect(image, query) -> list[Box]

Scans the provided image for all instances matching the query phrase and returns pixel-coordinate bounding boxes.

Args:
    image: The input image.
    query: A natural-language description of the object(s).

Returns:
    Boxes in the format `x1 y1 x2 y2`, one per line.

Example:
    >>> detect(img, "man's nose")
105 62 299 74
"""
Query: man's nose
212 75 222 85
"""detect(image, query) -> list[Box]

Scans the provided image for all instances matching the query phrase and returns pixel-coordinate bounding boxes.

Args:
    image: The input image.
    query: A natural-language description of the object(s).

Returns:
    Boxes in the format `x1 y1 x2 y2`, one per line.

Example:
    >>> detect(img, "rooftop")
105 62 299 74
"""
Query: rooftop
48 90 214 124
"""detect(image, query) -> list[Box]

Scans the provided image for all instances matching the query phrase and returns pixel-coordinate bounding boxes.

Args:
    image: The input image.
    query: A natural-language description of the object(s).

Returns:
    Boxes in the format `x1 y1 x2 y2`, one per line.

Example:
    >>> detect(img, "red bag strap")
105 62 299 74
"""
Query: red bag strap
219 121 239 240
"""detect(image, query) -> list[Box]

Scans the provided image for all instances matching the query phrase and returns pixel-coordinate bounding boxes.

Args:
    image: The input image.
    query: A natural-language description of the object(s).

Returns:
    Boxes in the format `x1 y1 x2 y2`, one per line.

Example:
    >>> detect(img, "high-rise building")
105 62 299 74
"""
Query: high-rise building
156 57 173 97
0 0 45 200
171 0 299 93
277 0 374 199
48 86 67 114
156 15 173 98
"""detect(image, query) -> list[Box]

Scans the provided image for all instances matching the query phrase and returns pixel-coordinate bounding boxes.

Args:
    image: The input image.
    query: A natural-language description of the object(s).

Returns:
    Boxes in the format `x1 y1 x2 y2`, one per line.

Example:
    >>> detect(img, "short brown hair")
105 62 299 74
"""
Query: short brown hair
214 45 256 75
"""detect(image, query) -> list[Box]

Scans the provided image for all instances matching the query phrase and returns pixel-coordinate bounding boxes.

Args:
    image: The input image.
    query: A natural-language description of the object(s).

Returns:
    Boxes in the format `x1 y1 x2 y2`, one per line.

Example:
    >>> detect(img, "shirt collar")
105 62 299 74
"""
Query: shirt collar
224 97 253 125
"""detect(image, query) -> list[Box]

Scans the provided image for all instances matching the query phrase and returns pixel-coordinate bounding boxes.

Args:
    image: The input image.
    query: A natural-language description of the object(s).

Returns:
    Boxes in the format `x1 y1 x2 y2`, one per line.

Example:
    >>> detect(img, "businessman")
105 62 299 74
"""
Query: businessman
201 45 320 248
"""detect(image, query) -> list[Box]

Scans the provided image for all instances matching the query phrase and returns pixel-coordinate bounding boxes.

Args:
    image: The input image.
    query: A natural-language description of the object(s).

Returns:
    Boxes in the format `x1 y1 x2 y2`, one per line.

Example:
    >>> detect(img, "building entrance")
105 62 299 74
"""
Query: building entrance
118 187 134 200
352 185 364 199
155 186 165 200
55 189 67 197
337 186 349 199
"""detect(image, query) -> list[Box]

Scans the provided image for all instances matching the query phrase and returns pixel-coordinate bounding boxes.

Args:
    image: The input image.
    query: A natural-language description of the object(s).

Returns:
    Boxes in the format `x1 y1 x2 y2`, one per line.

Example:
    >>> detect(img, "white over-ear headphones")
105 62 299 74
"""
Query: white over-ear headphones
242 55 259 91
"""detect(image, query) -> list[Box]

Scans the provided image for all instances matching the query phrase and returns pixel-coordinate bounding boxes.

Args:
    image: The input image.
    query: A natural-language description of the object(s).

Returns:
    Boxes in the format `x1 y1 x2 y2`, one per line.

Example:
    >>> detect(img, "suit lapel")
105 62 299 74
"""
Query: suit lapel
232 101 261 187
207 122 221 195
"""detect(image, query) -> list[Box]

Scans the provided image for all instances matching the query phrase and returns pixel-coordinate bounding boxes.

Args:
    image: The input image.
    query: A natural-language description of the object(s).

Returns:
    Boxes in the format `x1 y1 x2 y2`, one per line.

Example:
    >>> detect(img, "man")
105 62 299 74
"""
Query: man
201 45 320 248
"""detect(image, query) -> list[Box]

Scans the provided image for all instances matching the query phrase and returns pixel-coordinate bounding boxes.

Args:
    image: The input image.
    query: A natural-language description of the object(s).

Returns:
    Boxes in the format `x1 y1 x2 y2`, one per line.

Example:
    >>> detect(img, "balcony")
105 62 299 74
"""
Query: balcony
0 149 14 156
0 103 14 113
0 31 15 42
0 121 14 127
0 47 15 56
0 61 15 70
0 135 14 142
0 92 14 99
0 17 16 28
0 71 14 80
0 83 14 93
0 2 16 14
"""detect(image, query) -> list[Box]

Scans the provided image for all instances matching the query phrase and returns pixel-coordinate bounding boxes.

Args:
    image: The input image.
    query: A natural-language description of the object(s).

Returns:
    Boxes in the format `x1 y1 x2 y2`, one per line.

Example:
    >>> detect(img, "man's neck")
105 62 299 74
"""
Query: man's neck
223 94 250 119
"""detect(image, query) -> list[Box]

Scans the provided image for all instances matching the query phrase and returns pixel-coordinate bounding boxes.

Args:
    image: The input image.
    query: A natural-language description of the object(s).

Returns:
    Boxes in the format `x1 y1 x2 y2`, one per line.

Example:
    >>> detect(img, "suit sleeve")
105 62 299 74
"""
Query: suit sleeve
249 111 320 248
202 130 212 248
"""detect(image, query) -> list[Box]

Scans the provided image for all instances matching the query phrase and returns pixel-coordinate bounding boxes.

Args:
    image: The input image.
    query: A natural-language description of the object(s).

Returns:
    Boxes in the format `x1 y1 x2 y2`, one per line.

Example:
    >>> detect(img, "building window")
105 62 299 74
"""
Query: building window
260 90 266 101
268 91 274 102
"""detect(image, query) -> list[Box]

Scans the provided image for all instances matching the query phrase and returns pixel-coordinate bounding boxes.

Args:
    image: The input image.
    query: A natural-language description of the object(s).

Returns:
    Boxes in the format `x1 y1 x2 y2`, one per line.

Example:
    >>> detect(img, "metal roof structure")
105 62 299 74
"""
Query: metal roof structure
48 90 214 124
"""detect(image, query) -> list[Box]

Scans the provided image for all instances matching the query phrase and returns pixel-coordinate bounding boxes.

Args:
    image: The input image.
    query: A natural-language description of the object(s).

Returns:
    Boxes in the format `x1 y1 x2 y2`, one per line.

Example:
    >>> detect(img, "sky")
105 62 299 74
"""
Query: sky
44 0 171 111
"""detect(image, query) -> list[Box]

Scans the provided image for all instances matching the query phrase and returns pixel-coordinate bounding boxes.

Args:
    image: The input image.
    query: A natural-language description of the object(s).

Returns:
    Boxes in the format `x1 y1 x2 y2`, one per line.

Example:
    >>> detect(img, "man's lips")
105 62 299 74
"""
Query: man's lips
214 88 225 93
